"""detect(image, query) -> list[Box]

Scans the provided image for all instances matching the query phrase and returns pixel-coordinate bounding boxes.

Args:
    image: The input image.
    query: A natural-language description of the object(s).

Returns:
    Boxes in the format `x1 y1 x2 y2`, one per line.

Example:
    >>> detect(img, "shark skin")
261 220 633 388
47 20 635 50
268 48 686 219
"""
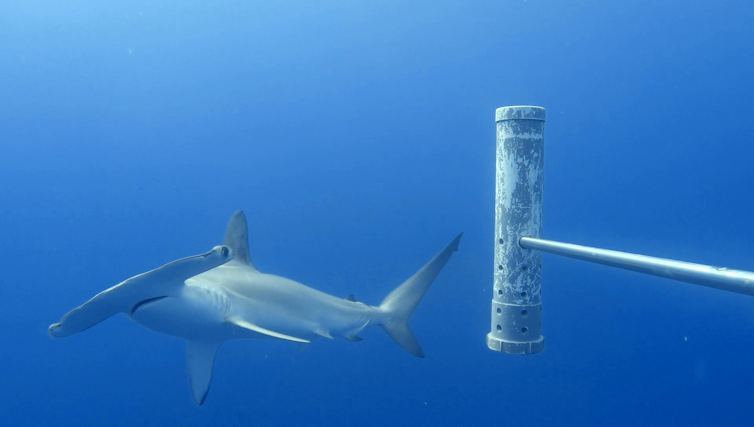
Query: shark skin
50 211 462 405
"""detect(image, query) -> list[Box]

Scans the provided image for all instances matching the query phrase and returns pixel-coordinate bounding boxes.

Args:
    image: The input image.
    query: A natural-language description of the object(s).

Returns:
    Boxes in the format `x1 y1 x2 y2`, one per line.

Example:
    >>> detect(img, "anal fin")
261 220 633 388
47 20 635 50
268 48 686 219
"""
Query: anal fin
345 320 369 342
226 317 310 343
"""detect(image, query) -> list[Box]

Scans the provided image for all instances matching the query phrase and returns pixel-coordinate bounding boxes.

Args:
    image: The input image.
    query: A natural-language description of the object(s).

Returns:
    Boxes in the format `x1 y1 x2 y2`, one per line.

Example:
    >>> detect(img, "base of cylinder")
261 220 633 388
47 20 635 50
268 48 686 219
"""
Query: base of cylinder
487 333 545 355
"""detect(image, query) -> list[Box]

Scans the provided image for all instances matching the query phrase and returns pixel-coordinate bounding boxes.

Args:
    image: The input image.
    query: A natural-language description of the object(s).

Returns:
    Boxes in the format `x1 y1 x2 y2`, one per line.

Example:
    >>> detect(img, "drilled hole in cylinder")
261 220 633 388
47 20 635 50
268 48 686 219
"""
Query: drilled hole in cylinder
521 265 528 271
498 238 504 244
497 289 503 296
496 325 502 332
521 309 528 317
498 265 503 271
496 307 502 314
521 327 529 334
521 291 528 299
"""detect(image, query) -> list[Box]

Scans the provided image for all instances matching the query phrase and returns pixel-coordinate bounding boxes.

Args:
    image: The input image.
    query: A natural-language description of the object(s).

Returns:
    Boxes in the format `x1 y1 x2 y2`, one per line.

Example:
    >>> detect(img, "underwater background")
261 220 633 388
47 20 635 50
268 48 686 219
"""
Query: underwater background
1 1 753 425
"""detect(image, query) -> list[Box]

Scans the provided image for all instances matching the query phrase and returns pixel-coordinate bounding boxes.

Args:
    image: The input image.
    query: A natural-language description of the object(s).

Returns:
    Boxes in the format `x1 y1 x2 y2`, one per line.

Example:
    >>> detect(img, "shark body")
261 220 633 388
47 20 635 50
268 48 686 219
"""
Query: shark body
50 211 462 404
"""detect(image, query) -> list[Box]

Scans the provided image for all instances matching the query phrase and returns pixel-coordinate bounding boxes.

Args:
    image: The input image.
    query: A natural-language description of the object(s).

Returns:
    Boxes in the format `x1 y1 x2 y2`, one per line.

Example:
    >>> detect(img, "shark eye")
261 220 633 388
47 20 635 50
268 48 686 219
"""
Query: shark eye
221 247 229 258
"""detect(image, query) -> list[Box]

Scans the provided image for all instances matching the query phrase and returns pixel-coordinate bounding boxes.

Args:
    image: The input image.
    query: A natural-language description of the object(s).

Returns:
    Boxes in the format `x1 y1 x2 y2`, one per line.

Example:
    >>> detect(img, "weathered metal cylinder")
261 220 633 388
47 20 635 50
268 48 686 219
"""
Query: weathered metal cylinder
487 106 546 355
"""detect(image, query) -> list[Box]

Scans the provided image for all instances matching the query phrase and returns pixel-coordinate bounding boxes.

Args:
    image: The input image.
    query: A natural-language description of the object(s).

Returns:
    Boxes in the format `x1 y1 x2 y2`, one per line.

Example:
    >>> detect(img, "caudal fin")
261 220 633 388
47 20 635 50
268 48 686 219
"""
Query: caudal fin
378 233 463 358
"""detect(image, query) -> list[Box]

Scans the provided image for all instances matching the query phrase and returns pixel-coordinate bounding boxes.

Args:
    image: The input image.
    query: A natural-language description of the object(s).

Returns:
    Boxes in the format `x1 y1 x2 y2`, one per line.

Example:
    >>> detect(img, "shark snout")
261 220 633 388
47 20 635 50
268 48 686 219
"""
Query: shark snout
48 322 63 339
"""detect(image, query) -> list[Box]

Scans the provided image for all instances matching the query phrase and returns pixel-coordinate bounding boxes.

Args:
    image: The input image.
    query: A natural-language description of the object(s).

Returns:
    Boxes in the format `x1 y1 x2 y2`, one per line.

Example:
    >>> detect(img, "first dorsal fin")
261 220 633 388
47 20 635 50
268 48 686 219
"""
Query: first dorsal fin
223 211 259 272
345 294 357 302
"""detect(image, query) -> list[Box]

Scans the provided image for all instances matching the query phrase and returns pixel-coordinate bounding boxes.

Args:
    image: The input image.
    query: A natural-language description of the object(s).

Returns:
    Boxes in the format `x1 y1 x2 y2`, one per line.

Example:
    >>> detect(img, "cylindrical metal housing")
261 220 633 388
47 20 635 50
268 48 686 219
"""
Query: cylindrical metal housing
488 106 546 355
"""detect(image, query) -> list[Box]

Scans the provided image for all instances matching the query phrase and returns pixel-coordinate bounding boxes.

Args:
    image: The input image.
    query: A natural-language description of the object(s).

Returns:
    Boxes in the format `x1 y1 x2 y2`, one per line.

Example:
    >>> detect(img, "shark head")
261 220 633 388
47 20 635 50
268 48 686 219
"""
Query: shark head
48 245 234 339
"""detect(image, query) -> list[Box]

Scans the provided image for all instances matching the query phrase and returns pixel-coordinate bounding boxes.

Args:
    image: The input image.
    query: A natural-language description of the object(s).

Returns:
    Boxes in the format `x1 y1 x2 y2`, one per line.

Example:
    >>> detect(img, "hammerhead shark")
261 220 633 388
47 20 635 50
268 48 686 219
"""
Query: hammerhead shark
49 211 462 404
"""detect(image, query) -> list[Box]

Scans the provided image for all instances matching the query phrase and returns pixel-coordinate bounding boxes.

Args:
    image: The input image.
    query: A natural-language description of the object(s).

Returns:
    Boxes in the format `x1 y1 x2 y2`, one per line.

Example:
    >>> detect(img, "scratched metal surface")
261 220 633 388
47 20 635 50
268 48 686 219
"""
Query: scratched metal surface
489 106 546 354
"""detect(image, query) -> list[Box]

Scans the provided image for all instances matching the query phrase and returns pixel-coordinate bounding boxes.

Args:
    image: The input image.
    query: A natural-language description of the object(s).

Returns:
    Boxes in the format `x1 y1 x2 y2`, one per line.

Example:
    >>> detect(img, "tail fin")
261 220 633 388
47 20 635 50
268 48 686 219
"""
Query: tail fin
378 233 463 358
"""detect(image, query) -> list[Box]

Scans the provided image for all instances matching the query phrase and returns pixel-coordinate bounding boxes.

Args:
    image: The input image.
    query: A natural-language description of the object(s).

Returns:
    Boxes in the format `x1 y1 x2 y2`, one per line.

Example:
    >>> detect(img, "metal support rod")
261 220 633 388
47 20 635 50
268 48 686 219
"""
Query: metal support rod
488 106 546 355
519 237 754 297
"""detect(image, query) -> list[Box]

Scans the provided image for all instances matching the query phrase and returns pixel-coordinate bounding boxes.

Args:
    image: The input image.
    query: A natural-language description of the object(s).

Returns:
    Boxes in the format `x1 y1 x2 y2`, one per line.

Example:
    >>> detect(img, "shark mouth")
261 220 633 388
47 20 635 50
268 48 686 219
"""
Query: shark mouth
131 296 168 314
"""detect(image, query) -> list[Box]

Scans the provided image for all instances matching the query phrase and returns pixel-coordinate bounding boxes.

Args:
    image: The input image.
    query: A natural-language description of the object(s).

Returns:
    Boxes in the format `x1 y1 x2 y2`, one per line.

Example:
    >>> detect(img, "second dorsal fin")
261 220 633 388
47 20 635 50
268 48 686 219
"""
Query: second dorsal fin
345 294 357 302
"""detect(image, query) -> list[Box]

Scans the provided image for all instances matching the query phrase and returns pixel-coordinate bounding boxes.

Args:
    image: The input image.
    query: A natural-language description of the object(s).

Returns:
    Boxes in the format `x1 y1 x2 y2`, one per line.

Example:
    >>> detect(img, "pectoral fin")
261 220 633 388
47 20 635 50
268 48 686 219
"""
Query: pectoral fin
186 340 224 406
225 317 310 343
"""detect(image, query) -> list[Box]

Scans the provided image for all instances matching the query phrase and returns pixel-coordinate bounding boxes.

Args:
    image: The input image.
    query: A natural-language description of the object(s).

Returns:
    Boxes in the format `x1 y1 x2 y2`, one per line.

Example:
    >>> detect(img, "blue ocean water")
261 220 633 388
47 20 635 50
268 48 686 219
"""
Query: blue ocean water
1 0 753 425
